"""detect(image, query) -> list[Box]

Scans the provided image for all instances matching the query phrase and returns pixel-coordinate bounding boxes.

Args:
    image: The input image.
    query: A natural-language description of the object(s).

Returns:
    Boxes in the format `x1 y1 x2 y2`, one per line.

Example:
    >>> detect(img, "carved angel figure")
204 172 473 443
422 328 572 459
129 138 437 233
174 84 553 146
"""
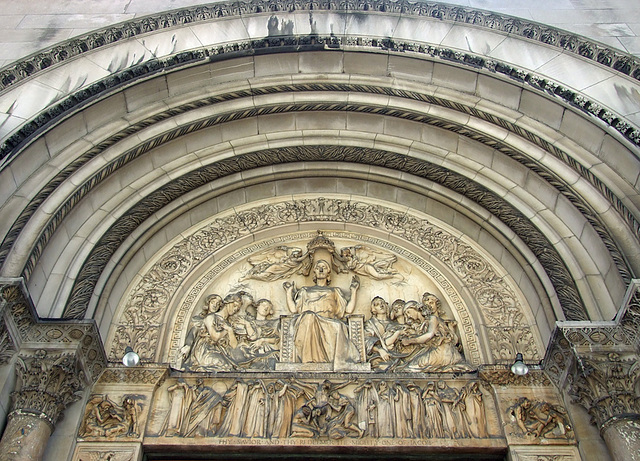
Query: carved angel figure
334 245 403 282
240 245 311 281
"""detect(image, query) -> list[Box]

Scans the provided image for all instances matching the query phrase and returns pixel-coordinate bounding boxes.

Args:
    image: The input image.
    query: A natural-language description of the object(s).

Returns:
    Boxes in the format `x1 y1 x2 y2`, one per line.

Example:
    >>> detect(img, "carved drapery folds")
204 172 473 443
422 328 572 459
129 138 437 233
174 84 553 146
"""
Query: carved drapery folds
139 377 497 443
170 233 474 374
114 217 542 368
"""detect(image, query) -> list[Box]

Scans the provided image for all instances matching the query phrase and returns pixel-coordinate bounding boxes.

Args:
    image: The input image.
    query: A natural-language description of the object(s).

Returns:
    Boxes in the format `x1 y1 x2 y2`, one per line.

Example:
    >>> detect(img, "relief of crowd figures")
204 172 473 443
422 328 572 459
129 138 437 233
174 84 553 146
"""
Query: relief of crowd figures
176 288 471 372
507 397 574 441
79 395 143 439
175 235 473 373
150 378 491 440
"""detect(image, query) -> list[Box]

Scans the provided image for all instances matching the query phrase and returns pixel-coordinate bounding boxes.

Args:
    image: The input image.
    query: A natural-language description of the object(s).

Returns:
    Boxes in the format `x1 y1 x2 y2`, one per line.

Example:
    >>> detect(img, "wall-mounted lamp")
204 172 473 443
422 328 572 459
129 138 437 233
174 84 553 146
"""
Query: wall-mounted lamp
510 352 529 376
122 346 140 367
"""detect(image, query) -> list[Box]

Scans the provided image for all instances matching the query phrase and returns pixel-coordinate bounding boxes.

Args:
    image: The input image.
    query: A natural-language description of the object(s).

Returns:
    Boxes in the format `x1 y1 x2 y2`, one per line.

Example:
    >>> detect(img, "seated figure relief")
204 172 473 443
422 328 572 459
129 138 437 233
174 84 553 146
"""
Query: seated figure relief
80 395 141 439
175 233 472 373
282 259 363 369
364 293 472 373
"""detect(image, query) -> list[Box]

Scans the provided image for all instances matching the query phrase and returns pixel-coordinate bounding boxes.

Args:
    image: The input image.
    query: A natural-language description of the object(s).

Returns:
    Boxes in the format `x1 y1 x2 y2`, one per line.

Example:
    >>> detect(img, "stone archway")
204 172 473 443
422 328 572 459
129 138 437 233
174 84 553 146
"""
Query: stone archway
0 2 639 461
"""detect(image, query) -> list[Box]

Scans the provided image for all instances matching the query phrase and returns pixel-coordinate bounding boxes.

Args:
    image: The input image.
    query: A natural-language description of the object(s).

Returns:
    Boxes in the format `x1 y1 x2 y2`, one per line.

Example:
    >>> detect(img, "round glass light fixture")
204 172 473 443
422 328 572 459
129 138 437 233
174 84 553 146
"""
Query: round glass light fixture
122 346 140 367
510 352 529 376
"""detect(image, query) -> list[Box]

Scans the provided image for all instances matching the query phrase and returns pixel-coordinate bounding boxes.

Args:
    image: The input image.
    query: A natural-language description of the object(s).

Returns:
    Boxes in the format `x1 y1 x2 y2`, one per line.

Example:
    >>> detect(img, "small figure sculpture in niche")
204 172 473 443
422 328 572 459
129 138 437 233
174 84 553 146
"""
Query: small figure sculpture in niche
79 395 141 439
508 397 573 440
283 259 362 368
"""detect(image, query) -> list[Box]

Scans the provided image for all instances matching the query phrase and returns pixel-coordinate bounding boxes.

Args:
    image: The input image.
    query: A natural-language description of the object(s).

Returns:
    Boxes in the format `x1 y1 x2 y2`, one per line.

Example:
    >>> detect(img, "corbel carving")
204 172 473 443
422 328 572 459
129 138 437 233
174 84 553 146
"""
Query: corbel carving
544 280 640 432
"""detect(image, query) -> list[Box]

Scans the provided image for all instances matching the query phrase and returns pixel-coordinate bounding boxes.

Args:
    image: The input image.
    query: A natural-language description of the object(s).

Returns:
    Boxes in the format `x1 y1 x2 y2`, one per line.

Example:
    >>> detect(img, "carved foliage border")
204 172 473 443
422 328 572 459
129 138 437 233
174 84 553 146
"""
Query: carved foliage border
165 231 483 366
110 198 542 364
63 145 586 323
1 0 639 90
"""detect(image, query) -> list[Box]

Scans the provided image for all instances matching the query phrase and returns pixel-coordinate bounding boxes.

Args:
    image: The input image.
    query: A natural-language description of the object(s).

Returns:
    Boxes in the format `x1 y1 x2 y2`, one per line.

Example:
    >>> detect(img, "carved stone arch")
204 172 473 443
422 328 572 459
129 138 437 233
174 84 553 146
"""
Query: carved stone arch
0 57 633 326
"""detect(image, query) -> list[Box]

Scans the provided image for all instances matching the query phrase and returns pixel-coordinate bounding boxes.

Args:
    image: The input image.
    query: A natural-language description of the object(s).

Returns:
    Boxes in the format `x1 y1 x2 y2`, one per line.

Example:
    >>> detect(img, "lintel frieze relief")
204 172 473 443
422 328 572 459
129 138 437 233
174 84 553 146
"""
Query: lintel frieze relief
93 376 504 447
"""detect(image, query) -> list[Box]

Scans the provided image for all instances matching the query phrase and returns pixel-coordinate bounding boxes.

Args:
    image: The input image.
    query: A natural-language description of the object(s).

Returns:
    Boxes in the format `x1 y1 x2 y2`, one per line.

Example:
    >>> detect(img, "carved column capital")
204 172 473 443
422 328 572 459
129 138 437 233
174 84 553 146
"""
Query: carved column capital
567 351 640 430
10 349 87 428
544 280 640 434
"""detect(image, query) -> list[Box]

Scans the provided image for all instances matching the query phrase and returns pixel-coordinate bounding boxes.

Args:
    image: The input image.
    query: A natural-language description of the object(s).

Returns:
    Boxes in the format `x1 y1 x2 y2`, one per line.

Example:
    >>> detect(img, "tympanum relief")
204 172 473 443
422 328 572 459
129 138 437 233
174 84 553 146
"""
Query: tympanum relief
172 232 472 374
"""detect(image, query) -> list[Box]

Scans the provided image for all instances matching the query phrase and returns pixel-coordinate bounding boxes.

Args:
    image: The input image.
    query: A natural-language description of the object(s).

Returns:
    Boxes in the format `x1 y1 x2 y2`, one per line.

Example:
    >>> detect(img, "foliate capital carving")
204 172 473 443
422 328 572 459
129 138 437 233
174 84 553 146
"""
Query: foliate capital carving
544 280 640 430
567 351 640 430
10 349 87 427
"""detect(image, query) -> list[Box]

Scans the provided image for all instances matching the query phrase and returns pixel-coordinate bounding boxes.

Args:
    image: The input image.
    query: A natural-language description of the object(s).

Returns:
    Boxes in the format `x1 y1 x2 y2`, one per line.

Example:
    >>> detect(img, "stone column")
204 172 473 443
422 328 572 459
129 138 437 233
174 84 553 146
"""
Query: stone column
568 351 640 461
0 350 86 461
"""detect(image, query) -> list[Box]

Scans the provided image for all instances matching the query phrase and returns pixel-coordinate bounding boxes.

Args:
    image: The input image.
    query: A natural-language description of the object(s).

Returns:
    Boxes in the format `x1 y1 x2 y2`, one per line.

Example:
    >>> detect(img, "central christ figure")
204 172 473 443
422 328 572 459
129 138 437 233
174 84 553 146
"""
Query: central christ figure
283 259 362 369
